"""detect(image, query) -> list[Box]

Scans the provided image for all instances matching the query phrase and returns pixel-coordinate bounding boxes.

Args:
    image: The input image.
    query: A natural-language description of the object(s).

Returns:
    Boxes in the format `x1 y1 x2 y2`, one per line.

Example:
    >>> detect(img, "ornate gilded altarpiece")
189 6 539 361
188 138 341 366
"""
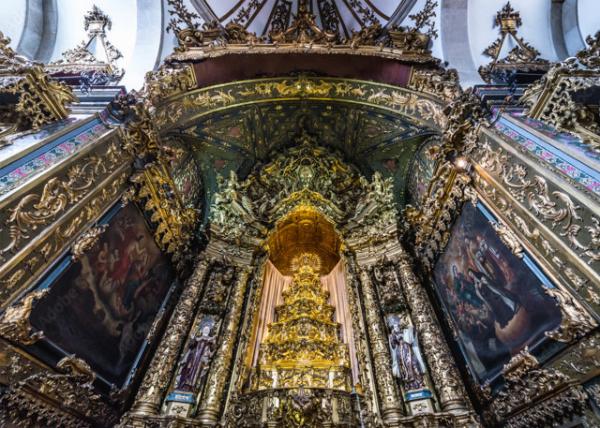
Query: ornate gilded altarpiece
1 2 600 428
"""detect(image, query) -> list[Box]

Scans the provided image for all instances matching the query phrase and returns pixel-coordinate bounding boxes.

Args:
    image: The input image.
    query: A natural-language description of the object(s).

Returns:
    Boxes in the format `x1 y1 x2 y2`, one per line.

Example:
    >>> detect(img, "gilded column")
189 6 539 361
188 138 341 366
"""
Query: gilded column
197 266 251 426
395 248 470 414
359 268 404 426
126 258 210 419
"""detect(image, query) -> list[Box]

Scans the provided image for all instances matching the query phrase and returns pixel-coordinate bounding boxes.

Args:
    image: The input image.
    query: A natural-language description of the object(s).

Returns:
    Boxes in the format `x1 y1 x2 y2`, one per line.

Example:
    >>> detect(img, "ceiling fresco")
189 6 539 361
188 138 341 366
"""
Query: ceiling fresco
169 100 434 219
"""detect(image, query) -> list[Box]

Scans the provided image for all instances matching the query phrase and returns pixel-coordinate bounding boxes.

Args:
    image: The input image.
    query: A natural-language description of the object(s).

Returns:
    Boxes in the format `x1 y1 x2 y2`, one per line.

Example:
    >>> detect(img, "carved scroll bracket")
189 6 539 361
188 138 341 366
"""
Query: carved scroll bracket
0 289 48 346
70 224 108 262
123 256 211 421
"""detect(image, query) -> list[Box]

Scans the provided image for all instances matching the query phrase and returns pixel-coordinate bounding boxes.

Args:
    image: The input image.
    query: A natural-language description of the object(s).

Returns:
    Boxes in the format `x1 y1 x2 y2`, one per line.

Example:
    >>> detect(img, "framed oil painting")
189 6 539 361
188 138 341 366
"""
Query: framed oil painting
30 202 175 387
432 202 562 385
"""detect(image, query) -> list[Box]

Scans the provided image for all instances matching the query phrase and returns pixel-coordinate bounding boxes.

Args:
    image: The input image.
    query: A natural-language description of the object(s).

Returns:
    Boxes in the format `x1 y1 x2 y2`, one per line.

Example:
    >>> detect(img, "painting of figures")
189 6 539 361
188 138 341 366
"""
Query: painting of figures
433 203 561 384
30 203 174 386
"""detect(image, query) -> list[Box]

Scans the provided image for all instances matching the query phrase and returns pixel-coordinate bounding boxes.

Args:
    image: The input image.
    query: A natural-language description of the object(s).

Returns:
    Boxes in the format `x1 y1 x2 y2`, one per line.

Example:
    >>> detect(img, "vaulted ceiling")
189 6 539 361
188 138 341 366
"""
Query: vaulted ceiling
169 100 434 216
2 0 599 90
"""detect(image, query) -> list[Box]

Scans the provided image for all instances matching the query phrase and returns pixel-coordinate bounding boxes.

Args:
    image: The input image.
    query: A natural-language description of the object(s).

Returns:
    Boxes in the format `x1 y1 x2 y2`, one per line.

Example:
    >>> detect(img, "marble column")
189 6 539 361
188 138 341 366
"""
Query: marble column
359 268 404 426
126 258 210 418
394 248 470 414
196 266 251 426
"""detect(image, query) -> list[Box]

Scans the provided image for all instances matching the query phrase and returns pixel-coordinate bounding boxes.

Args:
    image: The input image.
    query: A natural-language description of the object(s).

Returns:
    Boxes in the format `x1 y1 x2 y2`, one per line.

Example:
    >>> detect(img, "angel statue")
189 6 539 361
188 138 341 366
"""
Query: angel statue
388 315 427 391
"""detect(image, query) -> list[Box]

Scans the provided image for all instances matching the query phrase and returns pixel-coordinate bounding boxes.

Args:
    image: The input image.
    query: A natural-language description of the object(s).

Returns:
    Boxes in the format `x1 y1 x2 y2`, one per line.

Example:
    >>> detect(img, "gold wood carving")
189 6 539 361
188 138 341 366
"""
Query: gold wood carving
70 224 108 261
0 136 130 309
46 6 124 83
143 64 197 108
358 268 404 424
252 254 352 392
132 161 198 271
520 31 600 151
164 0 439 63
197 266 251 425
150 76 446 131
221 255 267 423
0 289 48 345
478 2 549 82
0 32 75 145
1 354 117 427
343 256 379 425
472 137 600 309
395 249 472 415
553 331 600 381
0 139 120 259
488 346 587 426
124 258 210 420
544 286 598 343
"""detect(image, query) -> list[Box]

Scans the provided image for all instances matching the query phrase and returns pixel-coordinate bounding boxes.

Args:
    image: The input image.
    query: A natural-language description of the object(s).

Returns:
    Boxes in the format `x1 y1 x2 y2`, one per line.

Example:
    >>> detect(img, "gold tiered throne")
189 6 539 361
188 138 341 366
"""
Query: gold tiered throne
235 253 357 427
254 253 352 392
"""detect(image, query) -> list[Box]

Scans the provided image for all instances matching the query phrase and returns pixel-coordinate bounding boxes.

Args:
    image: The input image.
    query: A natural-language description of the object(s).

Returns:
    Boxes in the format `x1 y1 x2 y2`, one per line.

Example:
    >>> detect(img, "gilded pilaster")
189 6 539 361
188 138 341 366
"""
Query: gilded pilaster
124 258 210 422
358 268 404 426
394 248 471 415
197 266 251 426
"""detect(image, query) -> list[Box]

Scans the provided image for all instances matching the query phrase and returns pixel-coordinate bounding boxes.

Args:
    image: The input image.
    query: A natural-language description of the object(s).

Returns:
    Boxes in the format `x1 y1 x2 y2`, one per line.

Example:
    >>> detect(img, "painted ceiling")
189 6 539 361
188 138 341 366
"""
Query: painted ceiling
169 100 434 218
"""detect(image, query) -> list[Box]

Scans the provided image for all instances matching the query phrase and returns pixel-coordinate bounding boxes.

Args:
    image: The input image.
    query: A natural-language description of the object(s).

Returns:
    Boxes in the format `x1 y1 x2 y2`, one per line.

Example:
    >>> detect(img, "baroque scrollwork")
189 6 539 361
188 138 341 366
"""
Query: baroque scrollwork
477 141 600 267
0 354 117 427
47 5 124 83
124 259 210 419
0 289 48 345
132 162 198 270
478 2 549 83
490 353 584 426
0 149 119 262
543 286 597 343
209 135 398 252
71 224 108 261
521 31 600 150
163 0 440 61
151 76 446 132
0 32 75 145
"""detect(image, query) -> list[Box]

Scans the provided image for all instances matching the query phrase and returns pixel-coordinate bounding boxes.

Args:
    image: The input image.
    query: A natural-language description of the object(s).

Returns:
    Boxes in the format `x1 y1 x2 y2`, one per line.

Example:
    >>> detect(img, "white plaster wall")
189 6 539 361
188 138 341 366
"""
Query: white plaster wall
0 1 27 48
468 0 558 68
578 0 600 42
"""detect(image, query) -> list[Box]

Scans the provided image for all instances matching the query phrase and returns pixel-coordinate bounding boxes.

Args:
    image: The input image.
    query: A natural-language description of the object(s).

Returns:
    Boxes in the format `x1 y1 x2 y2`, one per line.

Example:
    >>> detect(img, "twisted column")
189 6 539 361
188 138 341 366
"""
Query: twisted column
394 248 470 414
359 268 404 426
126 258 210 418
197 266 251 425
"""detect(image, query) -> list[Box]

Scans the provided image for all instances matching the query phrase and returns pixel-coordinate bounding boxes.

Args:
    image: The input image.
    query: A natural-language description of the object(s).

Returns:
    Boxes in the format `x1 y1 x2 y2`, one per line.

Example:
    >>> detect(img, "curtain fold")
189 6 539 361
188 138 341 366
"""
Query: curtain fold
252 260 359 385
252 260 292 366
321 260 359 384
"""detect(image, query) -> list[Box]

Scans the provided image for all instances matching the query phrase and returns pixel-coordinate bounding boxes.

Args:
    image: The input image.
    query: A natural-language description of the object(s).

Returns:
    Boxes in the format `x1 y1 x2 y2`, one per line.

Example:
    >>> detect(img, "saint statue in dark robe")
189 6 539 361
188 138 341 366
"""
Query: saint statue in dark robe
175 324 217 392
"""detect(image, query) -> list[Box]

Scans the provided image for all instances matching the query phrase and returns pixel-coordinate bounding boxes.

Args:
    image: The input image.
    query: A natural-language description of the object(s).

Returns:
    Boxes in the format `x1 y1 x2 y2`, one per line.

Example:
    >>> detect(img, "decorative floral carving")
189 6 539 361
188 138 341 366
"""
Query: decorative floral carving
124 259 210 419
521 31 600 150
477 141 600 267
0 154 113 261
47 6 123 83
143 64 196 107
395 250 472 414
269 0 338 44
490 358 585 427
478 2 549 83
544 286 597 343
70 224 108 261
0 289 48 345
0 353 117 427
0 32 75 144
151 76 446 132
